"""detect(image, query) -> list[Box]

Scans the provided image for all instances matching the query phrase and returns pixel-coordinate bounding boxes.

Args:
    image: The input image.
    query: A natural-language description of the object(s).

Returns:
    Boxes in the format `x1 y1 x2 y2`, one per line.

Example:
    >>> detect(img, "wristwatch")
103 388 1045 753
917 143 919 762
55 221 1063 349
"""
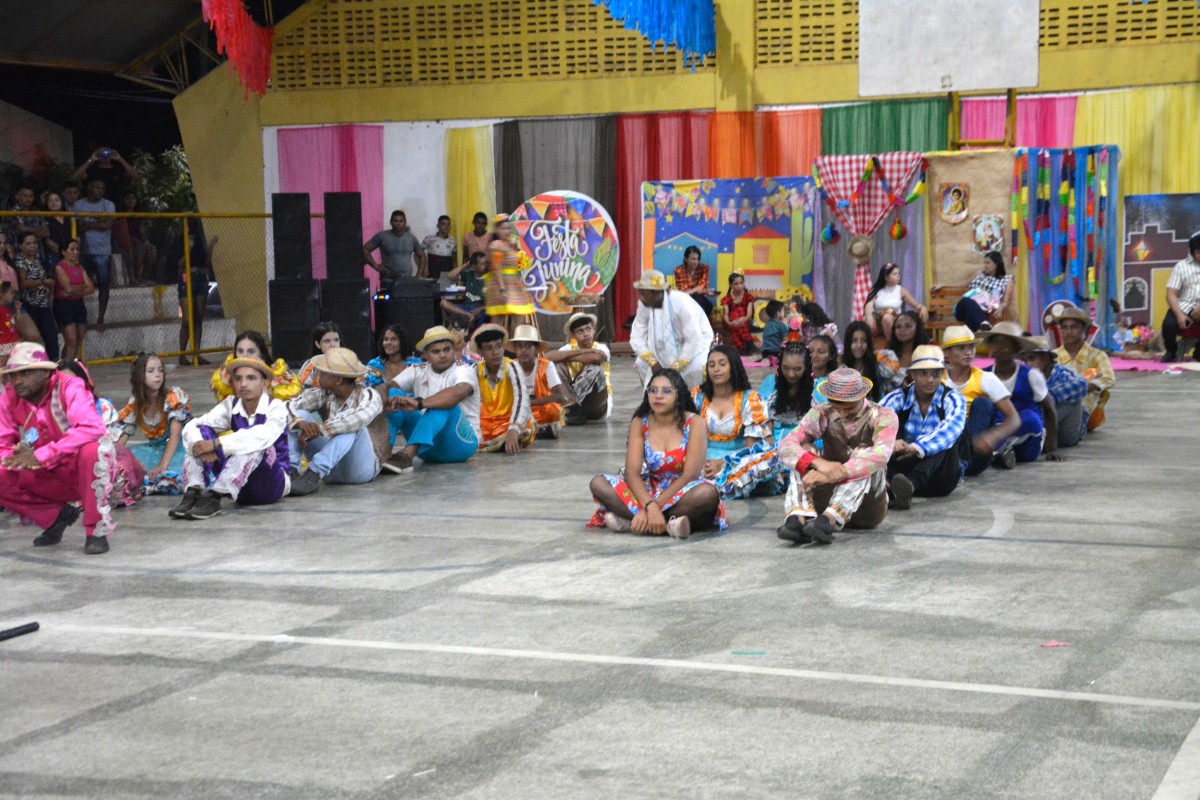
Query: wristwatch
416 397 424 410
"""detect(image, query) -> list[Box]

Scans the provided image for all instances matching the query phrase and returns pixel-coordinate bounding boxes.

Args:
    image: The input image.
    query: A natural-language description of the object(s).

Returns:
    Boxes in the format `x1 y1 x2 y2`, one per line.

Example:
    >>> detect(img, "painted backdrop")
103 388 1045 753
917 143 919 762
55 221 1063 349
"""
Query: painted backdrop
1122 193 1200 329
642 178 816 298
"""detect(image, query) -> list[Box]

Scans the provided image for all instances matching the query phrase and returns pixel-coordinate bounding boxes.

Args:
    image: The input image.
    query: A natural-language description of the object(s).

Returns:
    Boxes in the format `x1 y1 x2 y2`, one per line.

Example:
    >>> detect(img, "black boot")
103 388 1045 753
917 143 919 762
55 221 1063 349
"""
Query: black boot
33 504 81 546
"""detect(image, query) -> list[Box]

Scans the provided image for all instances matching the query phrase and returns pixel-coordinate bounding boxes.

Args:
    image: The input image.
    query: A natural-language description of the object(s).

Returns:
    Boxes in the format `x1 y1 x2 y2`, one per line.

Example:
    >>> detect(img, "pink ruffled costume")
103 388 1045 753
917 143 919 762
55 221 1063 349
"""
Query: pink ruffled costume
0 372 116 539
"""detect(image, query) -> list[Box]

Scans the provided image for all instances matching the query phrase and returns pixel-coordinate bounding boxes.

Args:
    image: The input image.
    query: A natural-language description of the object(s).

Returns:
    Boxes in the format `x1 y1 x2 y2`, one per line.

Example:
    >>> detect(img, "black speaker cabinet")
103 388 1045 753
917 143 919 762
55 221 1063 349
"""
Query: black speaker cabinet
271 193 313 280
321 278 373 357
324 192 363 281
269 278 321 365
375 278 439 355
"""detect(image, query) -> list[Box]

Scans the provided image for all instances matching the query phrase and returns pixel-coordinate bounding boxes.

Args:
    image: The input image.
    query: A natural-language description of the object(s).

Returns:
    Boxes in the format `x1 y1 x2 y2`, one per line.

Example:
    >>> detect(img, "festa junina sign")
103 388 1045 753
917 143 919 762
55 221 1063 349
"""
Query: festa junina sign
508 190 620 314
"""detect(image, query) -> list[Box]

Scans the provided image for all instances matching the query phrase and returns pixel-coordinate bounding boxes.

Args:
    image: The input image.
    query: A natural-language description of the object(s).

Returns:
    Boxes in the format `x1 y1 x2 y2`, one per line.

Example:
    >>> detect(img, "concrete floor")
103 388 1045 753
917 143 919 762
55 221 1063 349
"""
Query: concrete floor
1 358 1198 799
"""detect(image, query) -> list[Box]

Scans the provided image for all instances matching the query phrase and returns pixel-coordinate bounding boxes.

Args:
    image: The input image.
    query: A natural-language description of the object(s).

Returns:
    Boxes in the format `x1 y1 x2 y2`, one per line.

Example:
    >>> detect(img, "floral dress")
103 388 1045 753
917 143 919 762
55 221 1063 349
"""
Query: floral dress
720 291 756 352
365 355 422 447
587 414 728 531
117 388 192 495
691 388 785 499
99 397 146 507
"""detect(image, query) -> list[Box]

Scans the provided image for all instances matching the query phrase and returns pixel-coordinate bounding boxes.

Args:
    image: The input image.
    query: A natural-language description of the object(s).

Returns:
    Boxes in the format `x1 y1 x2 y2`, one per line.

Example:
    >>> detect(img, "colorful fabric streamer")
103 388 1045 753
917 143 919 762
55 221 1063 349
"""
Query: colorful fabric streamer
594 0 716 67
202 0 273 97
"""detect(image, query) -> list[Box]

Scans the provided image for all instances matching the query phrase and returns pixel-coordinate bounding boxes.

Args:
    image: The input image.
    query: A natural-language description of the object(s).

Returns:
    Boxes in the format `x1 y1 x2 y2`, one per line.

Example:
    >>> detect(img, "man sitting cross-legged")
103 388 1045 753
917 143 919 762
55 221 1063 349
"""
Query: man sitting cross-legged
1051 305 1115 433
880 344 966 510
941 325 1023 476
508 324 572 441
383 325 479 471
171 357 290 520
0 342 117 554
467 323 535 453
286 347 388 496
542 311 611 426
776 367 898 546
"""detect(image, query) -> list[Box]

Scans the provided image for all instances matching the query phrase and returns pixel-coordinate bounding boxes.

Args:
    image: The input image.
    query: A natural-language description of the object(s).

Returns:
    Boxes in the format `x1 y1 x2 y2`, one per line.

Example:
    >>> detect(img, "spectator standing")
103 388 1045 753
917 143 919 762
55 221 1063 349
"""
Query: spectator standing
115 191 156 286
71 147 139 198
363 210 426 287
44 192 72 260
422 215 458 288
73 179 115 329
62 184 81 210
462 211 491 262
9 186 49 261
15 233 58 361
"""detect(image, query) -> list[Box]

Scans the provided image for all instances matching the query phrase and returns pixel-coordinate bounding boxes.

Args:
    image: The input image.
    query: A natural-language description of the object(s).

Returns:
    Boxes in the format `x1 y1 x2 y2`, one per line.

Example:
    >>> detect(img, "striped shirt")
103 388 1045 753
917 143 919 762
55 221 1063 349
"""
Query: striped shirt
881 384 966 459
1166 255 1200 315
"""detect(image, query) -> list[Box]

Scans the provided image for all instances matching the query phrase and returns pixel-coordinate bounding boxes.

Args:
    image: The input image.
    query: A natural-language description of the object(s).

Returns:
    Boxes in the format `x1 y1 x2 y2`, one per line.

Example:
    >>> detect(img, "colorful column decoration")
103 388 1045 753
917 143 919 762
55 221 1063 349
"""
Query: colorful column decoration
594 0 716 68
202 0 273 97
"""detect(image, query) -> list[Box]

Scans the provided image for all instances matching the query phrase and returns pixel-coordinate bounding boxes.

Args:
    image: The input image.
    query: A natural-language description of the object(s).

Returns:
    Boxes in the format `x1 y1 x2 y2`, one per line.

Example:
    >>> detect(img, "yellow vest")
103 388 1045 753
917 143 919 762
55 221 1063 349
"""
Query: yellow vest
946 367 986 410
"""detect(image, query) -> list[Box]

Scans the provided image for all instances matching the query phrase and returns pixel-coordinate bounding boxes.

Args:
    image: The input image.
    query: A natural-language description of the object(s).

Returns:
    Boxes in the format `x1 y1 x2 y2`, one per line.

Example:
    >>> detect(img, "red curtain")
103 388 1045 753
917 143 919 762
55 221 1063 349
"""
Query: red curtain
613 112 710 339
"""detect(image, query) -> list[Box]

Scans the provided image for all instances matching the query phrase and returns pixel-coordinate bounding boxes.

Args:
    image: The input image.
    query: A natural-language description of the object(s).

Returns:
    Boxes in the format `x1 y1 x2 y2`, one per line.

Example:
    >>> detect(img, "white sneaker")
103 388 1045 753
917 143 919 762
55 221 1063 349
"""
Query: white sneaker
604 512 631 532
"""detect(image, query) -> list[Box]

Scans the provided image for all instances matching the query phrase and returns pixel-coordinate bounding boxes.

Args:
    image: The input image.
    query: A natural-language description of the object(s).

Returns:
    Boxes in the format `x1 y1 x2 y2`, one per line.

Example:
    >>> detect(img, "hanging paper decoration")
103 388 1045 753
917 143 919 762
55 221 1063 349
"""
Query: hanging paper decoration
821 222 840 244
813 152 925 237
889 218 907 240
594 0 716 68
202 0 273 97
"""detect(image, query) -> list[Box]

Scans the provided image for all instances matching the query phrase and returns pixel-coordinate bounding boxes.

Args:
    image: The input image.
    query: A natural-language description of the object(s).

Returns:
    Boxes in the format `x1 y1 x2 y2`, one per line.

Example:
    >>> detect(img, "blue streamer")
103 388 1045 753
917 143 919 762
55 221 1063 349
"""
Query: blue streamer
594 0 716 68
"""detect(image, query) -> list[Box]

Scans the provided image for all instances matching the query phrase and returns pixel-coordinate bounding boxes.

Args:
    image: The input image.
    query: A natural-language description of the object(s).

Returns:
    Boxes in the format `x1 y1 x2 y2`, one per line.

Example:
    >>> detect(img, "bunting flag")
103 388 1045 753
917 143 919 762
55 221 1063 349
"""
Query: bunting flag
594 0 716 67
202 0 273 97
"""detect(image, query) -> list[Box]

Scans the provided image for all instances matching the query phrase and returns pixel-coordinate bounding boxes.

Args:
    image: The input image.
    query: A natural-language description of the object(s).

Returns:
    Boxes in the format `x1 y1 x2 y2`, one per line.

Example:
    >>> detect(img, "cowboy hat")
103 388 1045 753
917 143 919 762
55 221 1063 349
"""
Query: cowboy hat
1051 305 1092 325
563 311 599 340
1022 335 1056 355
848 236 874 263
225 357 273 379
415 325 460 353
978 321 1032 351
1 342 58 374
908 344 946 371
506 324 547 353
941 325 977 349
632 270 669 291
821 367 874 403
311 347 368 379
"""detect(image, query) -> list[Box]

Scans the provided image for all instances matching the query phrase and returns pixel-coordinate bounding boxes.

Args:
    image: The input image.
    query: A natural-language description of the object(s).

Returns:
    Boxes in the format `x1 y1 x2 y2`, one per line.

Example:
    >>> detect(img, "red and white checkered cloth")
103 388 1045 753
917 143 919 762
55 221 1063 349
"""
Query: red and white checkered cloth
815 152 924 236
851 263 872 321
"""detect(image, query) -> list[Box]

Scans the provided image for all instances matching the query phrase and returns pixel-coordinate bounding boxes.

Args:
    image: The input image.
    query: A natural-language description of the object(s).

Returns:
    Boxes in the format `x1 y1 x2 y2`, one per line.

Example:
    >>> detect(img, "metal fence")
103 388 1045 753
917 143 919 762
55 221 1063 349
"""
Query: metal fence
0 210 279 366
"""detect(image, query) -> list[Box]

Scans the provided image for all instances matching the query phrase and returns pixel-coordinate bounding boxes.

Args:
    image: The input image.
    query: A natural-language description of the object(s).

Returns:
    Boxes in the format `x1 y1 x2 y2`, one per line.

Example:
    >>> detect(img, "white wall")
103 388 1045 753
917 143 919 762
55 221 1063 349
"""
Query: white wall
263 117 502 245
0 99 73 171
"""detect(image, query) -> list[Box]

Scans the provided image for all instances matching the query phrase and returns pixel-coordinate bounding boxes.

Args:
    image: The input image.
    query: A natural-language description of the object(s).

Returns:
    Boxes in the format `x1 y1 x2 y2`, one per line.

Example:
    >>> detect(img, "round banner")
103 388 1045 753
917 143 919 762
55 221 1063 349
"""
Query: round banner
508 190 619 314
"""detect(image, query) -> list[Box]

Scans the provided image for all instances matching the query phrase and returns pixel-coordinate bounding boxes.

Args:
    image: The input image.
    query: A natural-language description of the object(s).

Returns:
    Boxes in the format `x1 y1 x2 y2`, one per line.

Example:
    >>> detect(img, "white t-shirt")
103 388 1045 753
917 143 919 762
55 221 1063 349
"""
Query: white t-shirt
873 284 903 311
996 366 1048 402
393 361 478 429
947 370 1011 404
520 358 561 397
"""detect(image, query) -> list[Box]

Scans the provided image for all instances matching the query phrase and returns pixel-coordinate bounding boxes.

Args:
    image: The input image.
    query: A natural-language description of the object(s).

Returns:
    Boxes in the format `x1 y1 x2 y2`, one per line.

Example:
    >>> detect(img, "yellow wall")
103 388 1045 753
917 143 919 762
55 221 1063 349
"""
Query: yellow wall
173 68 269 335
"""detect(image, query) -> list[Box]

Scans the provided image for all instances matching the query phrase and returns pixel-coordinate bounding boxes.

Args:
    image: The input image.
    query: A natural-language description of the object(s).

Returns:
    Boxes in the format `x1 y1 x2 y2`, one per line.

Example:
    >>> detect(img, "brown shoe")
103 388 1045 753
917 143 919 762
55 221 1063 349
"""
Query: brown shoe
381 452 414 474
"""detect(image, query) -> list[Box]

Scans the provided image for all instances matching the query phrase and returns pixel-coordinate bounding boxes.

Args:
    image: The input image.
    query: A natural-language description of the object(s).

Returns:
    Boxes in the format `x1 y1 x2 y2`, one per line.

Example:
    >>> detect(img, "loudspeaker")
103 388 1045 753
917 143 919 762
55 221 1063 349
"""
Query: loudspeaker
269 278 321 365
320 278 373 357
271 193 312 280
324 192 363 281
375 278 439 354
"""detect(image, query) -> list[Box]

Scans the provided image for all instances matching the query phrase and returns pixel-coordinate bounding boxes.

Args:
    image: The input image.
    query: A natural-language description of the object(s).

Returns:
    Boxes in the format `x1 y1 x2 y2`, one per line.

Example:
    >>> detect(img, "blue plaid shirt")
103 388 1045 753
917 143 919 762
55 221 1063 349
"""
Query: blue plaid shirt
1045 364 1088 406
880 383 967 458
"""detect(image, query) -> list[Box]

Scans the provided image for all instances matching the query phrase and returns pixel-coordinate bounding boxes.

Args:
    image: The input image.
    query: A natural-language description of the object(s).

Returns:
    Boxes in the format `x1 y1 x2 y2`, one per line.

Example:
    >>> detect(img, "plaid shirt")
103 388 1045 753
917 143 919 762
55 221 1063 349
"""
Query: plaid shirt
1044 364 1088 406
779 400 898 480
966 273 1013 310
1167 255 1200 315
287 384 382 437
881 383 966 459
673 263 710 293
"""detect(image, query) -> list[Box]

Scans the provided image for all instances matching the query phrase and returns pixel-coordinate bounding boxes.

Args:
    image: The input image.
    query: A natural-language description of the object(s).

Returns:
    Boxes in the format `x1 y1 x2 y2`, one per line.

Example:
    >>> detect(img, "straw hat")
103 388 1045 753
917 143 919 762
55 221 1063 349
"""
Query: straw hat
311 347 368 378
225 357 273 379
941 325 977 349
848 236 874 263
415 325 460 353
1022 335 1056 355
1 342 58 373
469 322 509 354
1052 305 1091 325
492 213 510 226
821 367 873 403
908 344 946 370
978 321 1032 351
563 311 599 340
633 269 669 291
507 324 547 353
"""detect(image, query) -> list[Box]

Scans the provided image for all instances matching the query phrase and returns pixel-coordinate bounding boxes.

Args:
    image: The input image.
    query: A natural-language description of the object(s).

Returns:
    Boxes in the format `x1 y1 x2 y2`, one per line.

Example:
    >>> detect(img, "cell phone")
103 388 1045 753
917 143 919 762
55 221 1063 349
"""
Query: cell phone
100 149 111 159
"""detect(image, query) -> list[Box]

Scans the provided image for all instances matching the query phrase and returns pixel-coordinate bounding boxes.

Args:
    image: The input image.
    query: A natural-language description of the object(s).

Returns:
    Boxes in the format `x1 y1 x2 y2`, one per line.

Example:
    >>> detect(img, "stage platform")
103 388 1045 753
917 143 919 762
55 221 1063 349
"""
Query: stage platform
1 359 1198 799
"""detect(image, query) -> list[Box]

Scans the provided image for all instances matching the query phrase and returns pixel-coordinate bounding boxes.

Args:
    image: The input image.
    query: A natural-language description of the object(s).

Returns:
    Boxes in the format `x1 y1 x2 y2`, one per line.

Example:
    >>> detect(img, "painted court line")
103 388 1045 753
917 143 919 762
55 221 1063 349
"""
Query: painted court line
1152 713 1200 800
52 624 1200 713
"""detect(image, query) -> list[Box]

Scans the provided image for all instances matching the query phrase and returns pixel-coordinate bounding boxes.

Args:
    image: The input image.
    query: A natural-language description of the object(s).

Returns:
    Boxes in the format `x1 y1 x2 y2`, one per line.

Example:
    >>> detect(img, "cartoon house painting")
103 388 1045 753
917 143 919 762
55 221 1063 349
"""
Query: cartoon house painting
1122 223 1189 327
734 225 790 292
653 232 718 289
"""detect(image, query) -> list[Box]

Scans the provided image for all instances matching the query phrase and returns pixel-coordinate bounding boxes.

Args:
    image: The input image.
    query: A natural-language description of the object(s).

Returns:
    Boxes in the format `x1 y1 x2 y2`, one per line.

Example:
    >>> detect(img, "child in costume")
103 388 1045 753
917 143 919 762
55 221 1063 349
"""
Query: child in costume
116 353 192 495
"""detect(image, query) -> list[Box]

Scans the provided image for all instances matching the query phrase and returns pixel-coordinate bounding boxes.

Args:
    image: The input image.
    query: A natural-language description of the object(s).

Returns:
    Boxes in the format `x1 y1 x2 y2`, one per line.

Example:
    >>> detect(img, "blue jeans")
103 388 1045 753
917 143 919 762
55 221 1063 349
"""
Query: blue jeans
397 406 477 463
80 254 112 286
965 397 1045 475
288 410 379 484
954 297 989 332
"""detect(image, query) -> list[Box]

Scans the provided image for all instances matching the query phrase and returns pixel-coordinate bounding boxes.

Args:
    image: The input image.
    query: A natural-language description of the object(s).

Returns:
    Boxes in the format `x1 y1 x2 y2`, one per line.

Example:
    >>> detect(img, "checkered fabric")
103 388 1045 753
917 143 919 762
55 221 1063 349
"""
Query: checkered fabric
815 152 925 236
852 263 871 321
